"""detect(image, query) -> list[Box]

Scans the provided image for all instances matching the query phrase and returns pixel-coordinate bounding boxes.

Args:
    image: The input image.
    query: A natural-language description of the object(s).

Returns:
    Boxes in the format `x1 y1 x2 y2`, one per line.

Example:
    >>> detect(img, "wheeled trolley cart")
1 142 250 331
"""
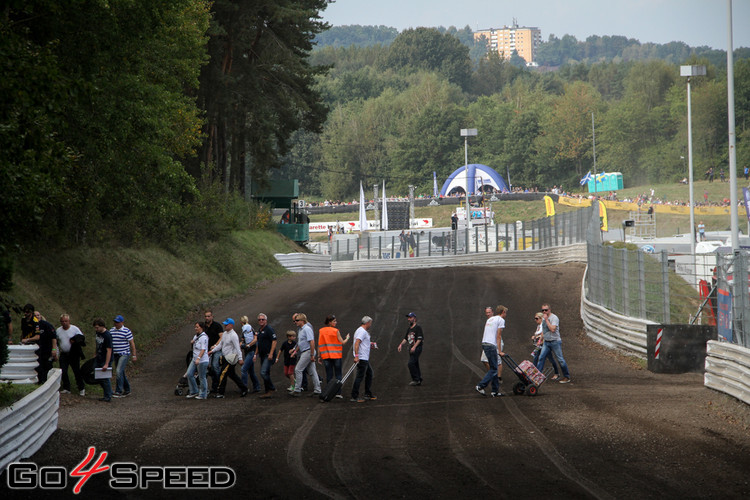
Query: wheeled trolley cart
500 353 551 396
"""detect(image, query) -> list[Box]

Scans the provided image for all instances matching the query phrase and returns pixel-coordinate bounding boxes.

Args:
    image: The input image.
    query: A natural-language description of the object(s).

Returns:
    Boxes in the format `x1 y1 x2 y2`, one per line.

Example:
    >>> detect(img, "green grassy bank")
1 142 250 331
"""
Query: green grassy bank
10 230 300 355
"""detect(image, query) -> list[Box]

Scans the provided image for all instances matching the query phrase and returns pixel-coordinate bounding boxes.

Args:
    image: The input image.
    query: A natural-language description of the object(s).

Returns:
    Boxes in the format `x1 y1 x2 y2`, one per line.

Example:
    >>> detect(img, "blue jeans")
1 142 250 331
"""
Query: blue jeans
478 344 499 393
260 356 275 392
533 347 559 375
351 360 373 399
323 358 343 395
113 353 131 394
99 376 112 400
408 345 422 382
187 361 208 398
210 352 221 391
536 340 570 379
241 351 261 391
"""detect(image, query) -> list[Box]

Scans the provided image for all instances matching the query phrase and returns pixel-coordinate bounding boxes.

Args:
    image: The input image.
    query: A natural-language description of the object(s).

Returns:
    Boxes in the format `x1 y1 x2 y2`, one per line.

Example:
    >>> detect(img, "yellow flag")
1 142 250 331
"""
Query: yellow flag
544 196 555 217
599 201 608 232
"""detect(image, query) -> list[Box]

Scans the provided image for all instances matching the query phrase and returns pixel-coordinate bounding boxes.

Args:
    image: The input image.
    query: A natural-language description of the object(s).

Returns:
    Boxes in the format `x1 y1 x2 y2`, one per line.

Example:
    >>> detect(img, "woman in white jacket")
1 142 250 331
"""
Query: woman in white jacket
210 318 248 398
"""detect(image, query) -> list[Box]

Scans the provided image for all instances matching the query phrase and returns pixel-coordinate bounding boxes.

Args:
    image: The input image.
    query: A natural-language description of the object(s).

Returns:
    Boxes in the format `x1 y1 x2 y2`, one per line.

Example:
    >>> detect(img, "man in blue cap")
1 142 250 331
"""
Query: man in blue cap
209 318 247 398
111 314 137 397
398 312 423 386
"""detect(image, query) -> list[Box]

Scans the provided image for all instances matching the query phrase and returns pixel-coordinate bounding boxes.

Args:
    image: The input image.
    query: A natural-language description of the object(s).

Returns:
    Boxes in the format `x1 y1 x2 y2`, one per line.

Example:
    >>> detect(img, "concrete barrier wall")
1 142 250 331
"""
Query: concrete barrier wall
0 368 61 472
274 253 332 273
0 345 39 384
704 341 750 405
580 267 654 357
331 243 587 272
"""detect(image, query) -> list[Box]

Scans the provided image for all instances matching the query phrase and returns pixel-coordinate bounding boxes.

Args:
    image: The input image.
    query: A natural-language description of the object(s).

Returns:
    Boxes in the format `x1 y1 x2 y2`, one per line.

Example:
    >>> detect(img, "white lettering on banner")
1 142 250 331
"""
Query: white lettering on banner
309 219 433 232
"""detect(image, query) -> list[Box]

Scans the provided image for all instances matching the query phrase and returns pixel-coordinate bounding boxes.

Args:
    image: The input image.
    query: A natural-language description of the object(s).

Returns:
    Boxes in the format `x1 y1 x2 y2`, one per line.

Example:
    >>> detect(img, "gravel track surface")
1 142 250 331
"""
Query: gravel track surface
6 264 750 499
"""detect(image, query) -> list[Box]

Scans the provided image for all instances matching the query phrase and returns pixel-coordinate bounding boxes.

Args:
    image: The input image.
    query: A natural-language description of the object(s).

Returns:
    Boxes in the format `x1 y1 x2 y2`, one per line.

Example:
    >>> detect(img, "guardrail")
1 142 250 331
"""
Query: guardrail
331 243 587 272
274 253 332 273
0 368 61 472
580 266 655 357
704 341 750 405
0 345 39 384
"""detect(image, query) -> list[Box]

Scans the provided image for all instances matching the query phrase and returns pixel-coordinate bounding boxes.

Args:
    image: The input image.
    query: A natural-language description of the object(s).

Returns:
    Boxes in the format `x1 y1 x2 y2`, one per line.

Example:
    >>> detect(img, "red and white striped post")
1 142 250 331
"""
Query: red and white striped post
654 328 663 359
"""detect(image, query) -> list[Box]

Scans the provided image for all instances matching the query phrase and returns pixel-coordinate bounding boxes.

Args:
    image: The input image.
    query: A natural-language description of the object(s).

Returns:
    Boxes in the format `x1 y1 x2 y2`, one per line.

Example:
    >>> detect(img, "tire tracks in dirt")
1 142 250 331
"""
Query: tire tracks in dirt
443 267 499 494
451 342 614 500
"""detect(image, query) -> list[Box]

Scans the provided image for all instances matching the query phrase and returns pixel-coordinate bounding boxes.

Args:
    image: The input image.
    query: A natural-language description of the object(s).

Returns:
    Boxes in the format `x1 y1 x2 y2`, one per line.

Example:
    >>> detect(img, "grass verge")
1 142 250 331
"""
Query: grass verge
10 230 300 357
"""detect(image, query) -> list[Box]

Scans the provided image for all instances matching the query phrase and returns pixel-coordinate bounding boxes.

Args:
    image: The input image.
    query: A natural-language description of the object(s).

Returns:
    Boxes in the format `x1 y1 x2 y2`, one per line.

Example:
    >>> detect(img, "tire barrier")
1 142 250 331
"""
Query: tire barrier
0 345 40 384
331 243 587 272
580 266 655 357
0 368 61 472
274 253 332 273
704 341 750 405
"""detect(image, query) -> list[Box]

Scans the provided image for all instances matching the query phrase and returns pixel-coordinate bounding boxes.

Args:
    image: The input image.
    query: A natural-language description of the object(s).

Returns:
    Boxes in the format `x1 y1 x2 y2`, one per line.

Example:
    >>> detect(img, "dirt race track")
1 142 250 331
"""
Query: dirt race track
5 264 750 499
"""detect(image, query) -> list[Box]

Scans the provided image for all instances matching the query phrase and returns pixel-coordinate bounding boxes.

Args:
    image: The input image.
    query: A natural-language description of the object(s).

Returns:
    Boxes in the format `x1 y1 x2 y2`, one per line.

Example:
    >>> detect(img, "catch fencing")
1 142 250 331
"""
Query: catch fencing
328 208 592 262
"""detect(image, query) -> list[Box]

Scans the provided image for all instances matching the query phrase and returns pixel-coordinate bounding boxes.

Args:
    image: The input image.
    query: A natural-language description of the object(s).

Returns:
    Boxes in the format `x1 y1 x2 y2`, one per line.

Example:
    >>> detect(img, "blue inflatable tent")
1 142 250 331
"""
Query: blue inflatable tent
440 164 509 196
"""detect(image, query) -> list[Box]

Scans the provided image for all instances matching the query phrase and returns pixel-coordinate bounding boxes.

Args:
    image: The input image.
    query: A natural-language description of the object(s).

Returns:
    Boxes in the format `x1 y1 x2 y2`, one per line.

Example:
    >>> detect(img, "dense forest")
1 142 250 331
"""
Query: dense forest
3 7 750 262
0 0 330 310
276 24 750 200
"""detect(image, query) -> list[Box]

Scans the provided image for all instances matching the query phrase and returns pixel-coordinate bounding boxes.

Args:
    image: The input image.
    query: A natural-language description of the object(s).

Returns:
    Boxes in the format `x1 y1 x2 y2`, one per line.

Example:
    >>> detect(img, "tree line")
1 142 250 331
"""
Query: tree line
276 27 749 201
0 0 330 306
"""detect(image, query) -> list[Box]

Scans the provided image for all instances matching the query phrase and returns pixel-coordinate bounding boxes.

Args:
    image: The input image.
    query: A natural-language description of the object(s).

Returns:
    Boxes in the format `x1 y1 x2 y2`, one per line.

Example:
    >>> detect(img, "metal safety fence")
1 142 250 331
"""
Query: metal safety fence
583 201 750 349
584 202 704 327
328 208 593 262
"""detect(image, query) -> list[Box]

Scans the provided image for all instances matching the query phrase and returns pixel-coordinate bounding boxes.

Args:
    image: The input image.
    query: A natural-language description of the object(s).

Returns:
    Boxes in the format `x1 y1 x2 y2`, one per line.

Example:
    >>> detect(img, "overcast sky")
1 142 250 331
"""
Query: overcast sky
321 0 750 50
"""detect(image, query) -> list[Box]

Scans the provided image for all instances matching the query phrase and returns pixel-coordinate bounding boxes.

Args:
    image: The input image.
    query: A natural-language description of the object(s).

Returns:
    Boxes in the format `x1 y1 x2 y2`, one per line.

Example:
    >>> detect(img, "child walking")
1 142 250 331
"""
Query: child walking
276 331 298 392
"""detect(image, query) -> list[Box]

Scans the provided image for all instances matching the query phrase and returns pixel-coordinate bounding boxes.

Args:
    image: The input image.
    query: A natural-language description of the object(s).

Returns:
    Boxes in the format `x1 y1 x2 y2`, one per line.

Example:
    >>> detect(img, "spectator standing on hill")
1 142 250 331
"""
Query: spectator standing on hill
698 221 706 241
291 313 321 397
476 305 506 398
56 314 86 395
110 315 137 397
535 303 571 384
202 310 223 394
744 165 748 181
20 304 57 384
93 318 113 402
256 313 277 398
351 316 376 403
20 303 37 342
398 312 423 386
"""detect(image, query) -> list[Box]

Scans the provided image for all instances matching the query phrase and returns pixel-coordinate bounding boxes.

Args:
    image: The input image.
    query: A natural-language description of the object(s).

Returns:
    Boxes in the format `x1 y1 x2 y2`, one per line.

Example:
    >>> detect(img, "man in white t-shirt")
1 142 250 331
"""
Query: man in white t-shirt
56 314 86 396
480 306 504 380
476 305 507 397
351 316 376 403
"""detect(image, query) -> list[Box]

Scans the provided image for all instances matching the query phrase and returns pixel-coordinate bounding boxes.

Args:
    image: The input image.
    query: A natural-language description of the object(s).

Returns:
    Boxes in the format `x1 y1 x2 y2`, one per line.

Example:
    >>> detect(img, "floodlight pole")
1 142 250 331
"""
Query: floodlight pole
727 0 739 251
681 64 706 279
461 128 478 228
592 112 597 195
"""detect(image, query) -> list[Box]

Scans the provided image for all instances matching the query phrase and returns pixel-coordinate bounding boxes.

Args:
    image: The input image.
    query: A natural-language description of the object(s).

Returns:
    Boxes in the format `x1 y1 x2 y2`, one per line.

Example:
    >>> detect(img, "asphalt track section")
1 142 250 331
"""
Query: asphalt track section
4 264 750 499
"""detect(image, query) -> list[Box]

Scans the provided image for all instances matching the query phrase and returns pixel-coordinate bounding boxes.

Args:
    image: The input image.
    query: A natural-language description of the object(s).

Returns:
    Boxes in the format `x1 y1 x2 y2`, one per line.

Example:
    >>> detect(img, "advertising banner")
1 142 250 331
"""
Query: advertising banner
716 288 733 342
309 219 433 233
